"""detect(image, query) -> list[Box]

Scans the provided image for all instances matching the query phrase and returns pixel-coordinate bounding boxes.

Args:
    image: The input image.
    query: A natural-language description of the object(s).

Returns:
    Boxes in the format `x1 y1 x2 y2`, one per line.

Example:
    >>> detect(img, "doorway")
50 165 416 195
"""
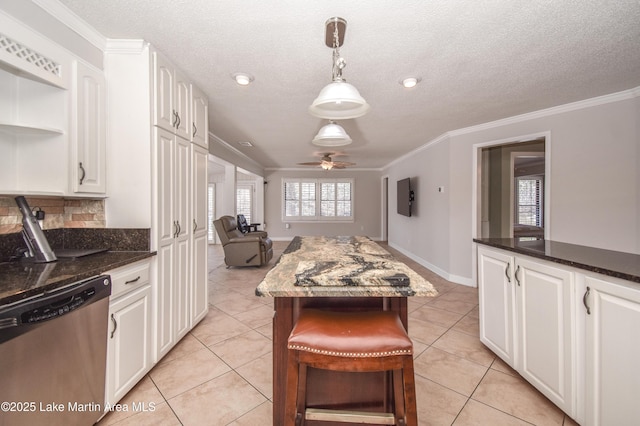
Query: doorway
476 135 548 239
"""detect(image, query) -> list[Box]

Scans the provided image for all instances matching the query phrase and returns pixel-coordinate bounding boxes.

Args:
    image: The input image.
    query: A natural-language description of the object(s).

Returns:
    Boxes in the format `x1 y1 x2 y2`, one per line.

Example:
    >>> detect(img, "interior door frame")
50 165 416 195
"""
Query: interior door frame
471 131 551 286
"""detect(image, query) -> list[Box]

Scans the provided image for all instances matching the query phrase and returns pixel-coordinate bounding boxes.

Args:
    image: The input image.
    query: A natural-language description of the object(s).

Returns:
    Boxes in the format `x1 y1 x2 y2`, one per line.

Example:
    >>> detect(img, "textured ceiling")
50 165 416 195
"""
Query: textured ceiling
58 0 640 170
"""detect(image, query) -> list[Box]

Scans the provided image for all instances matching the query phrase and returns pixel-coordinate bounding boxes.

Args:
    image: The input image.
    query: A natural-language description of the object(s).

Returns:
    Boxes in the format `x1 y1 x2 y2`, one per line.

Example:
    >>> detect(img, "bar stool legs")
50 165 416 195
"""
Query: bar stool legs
284 309 418 426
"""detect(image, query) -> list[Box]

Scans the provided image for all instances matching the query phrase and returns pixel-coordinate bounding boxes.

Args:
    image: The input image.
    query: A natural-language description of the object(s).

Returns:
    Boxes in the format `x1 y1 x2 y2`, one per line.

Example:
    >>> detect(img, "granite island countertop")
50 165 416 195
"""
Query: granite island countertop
0 251 156 306
256 236 438 298
474 238 640 284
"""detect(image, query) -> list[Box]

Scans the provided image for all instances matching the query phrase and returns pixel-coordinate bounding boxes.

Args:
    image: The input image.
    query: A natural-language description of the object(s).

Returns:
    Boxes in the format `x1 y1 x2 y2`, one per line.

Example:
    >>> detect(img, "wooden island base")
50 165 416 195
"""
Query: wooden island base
272 296 408 425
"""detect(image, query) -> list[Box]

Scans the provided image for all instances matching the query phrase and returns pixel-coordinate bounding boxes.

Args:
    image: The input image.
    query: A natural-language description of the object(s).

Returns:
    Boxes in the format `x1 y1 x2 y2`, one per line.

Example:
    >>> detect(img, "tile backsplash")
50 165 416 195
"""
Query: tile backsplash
0 196 105 234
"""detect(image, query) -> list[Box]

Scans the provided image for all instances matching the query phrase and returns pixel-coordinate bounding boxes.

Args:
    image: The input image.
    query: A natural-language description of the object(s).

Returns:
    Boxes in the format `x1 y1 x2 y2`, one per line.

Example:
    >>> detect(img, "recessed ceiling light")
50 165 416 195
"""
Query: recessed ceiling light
400 77 421 88
233 73 254 86
238 141 253 147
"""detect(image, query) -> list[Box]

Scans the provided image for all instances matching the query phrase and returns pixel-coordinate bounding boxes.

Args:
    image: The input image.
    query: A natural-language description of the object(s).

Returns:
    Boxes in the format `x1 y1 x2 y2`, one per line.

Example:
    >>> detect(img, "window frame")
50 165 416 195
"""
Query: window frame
282 178 355 222
515 175 544 227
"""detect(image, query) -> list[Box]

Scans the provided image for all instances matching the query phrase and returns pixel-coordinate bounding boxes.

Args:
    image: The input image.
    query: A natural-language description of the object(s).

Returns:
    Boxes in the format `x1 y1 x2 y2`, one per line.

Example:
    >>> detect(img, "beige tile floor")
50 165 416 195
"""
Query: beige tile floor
98 241 580 425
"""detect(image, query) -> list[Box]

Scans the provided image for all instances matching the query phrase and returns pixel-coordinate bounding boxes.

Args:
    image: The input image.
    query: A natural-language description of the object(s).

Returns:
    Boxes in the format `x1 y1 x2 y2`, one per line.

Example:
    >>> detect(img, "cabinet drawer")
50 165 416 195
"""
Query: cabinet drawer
109 260 151 299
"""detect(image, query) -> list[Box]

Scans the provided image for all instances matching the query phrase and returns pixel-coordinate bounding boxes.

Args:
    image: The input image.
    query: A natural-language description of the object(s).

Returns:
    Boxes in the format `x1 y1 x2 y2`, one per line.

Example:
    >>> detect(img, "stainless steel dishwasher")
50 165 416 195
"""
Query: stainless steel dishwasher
0 275 111 426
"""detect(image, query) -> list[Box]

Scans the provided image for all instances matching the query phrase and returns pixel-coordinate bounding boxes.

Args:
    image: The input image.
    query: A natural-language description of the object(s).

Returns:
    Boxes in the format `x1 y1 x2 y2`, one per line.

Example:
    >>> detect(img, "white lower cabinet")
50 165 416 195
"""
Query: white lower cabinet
582 274 640 426
515 256 574 415
478 246 575 416
105 260 152 407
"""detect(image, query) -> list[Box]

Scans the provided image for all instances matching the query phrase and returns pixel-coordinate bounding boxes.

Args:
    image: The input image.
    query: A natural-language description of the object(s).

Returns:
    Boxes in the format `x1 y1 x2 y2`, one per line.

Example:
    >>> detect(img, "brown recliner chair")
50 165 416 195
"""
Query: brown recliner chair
213 215 273 267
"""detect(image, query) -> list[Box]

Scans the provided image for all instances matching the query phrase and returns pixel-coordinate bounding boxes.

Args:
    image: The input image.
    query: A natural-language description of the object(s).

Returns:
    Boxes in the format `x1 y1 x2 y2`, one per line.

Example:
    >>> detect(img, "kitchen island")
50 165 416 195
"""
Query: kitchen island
256 236 437 425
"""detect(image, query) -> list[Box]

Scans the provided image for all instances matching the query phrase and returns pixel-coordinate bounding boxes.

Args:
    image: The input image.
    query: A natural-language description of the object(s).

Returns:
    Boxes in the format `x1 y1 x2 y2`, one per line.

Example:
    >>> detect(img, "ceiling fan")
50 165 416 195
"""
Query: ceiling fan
297 153 356 170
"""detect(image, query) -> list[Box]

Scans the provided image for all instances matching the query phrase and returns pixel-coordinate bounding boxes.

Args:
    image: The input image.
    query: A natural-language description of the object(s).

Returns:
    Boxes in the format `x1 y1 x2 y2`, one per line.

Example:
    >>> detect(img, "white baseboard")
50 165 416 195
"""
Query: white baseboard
387 242 475 287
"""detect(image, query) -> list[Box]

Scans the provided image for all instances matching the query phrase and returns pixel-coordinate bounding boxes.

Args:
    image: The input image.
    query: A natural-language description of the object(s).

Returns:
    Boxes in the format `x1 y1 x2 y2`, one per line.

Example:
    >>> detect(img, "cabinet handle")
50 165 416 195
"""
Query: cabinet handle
173 220 178 238
583 286 591 315
176 221 181 237
125 276 141 285
79 162 86 185
514 265 521 286
110 313 117 338
505 263 511 283
172 110 178 127
176 113 181 130
193 219 197 232
193 122 197 138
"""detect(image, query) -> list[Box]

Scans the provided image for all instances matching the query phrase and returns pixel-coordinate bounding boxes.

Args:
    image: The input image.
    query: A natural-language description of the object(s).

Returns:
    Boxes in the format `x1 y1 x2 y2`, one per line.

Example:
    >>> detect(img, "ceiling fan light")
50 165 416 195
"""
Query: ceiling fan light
309 81 370 119
312 121 353 147
321 161 334 170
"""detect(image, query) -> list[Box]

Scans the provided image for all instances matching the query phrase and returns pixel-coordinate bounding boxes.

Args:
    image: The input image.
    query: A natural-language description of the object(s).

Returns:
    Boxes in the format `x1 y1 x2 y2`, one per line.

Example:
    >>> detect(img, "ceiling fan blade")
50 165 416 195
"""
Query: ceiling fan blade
297 162 323 166
332 161 356 167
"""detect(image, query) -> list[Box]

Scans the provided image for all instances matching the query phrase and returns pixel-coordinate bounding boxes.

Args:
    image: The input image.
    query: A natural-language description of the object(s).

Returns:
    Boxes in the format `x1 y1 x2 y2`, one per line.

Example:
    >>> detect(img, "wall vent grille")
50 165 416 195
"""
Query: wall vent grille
0 33 61 77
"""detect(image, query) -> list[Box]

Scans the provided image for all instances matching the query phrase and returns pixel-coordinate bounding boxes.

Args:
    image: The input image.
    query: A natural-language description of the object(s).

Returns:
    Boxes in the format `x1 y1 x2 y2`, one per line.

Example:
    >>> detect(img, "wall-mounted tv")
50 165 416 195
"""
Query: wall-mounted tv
397 178 414 217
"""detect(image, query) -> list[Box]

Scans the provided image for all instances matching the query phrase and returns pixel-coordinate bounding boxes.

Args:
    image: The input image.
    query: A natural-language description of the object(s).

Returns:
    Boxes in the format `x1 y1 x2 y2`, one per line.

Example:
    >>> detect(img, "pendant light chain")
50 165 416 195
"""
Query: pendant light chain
331 18 346 82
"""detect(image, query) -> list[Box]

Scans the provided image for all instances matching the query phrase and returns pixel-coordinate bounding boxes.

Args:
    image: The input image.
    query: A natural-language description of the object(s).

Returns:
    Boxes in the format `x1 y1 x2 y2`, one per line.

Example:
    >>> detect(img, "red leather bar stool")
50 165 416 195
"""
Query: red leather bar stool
285 309 418 426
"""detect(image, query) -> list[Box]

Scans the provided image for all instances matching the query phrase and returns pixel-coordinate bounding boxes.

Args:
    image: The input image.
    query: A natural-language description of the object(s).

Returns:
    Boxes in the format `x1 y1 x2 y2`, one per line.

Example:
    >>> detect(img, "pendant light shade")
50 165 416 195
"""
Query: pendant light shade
309 81 370 119
312 121 352 147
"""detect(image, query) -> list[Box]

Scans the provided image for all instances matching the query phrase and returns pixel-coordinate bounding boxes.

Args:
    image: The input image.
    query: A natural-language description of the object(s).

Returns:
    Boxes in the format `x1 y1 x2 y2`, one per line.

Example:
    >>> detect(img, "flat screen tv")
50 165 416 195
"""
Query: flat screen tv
397 178 414 217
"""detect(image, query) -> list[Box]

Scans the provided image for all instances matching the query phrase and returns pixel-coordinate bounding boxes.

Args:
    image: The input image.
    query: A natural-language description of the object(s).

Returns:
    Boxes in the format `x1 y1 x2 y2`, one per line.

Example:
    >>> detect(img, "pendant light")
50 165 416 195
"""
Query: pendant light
312 121 352 147
309 17 370 120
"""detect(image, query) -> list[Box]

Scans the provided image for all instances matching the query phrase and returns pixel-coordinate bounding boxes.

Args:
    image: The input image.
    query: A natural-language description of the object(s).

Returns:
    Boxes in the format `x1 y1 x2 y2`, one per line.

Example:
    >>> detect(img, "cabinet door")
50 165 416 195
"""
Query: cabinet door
155 128 175 246
192 144 208 237
174 69 191 141
191 144 208 325
174 136 191 341
106 285 152 406
191 84 209 148
153 52 175 133
516 257 574 415
478 246 516 366
584 275 640 425
73 60 106 194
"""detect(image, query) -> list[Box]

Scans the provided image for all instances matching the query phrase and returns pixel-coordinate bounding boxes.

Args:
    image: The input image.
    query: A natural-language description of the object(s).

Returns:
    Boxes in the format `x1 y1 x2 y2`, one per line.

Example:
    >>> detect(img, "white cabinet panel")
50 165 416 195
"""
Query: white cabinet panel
478 246 516 366
72 60 106 194
584 274 640 426
105 260 152 407
516 257 574 414
191 84 208 148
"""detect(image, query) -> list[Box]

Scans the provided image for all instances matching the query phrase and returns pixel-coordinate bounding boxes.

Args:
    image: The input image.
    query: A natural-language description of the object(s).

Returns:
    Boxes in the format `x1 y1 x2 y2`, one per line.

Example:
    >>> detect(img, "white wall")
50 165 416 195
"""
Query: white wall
264 169 382 240
385 90 640 286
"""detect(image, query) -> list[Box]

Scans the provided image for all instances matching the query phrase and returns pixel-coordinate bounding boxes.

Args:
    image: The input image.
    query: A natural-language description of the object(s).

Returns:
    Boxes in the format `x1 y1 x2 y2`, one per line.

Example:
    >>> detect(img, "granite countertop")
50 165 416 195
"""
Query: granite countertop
0 251 156 306
256 236 438 298
474 238 640 284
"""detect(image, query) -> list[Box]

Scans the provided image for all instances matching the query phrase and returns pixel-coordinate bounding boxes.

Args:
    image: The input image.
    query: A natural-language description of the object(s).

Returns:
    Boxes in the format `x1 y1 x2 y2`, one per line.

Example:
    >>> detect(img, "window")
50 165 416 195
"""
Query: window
236 184 253 224
208 184 215 242
515 176 543 226
283 178 354 221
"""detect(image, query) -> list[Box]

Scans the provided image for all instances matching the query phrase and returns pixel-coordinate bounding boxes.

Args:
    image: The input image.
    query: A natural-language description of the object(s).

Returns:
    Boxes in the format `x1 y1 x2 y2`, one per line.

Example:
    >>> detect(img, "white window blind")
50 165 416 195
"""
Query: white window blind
283 178 354 221
207 184 215 242
236 185 253 224
516 176 543 227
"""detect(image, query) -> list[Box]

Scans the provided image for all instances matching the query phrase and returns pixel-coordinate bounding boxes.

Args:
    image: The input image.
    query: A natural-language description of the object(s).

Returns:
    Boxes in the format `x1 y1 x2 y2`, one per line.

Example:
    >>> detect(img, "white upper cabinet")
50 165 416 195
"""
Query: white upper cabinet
71 60 106 194
0 12 107 198
153 52 191 141
191 84 209 148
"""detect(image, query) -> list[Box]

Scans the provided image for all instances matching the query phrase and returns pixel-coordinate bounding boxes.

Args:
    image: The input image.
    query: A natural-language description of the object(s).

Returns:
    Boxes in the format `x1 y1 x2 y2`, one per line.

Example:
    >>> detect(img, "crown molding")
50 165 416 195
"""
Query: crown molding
384 85 640 170
33 0 106 50
104 39 148 54
209 132 264 170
